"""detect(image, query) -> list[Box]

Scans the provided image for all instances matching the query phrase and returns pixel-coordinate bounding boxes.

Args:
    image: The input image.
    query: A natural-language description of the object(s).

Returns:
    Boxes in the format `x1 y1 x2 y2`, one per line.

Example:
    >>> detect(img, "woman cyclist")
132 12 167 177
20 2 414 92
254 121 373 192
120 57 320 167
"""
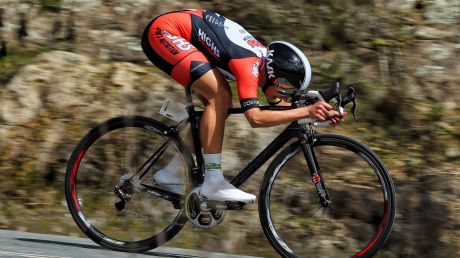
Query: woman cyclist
141 9 345 204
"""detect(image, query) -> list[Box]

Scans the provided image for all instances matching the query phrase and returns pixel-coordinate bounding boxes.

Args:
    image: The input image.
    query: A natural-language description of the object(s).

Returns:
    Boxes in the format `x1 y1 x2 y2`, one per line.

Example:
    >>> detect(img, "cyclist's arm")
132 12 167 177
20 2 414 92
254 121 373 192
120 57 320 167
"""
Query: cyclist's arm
244 102 340 128
229 57 342 127
263 85 290 107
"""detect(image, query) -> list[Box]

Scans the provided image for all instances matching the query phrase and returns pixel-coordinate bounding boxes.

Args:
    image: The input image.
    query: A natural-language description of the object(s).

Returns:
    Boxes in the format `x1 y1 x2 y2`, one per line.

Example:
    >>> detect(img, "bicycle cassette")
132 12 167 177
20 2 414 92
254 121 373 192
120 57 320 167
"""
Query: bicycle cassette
185 187 227 229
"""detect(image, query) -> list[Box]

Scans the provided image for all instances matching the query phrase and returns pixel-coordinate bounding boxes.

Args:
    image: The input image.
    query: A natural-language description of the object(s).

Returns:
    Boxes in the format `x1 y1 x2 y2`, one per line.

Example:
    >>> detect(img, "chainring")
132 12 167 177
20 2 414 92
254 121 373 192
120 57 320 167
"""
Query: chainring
185 187 227 229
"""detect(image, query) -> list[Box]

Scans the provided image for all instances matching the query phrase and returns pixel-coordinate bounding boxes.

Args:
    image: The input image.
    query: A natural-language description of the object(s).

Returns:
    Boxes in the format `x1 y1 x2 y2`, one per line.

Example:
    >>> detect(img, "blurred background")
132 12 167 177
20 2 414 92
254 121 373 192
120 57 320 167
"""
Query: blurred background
0 0 458 257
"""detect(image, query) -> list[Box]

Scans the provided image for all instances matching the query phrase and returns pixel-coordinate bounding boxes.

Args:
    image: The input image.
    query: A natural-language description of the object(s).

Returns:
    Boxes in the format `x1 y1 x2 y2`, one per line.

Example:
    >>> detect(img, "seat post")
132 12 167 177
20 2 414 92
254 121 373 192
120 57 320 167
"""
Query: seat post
185 88 205 177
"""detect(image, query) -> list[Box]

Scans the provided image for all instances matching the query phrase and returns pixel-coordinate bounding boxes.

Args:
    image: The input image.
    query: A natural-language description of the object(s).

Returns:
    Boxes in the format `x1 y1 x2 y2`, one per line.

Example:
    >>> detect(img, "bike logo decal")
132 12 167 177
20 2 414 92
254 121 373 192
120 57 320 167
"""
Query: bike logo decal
312 173 327 198
312 174 321 184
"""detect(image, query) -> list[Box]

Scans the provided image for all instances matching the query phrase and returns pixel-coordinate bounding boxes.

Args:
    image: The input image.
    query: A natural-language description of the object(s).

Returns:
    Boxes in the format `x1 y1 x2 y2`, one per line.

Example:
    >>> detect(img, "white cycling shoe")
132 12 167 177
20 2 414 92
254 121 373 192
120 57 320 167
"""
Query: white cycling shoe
199 178 256 204
152 169 184 195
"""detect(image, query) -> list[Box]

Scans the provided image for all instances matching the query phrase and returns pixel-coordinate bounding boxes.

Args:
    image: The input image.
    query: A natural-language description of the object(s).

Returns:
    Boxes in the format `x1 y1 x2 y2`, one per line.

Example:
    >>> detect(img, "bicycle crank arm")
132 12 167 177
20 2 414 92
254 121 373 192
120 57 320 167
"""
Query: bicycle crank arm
200 201 247 210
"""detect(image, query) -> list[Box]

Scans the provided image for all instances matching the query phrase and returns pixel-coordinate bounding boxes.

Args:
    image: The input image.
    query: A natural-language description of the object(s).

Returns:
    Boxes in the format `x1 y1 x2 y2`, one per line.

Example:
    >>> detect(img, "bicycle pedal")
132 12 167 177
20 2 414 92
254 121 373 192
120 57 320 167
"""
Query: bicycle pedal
225 201 247 210
186 187 227 229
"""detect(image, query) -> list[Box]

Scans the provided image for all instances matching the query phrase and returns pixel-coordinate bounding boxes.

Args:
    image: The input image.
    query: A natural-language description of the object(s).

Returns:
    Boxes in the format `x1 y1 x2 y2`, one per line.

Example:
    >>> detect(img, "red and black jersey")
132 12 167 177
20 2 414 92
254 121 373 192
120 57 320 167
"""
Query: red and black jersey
141 9 268 110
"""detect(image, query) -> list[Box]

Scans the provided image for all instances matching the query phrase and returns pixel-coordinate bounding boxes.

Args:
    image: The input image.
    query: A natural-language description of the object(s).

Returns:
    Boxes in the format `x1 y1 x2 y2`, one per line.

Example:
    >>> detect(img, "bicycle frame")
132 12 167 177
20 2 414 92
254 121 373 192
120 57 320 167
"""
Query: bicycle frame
183 87 332 207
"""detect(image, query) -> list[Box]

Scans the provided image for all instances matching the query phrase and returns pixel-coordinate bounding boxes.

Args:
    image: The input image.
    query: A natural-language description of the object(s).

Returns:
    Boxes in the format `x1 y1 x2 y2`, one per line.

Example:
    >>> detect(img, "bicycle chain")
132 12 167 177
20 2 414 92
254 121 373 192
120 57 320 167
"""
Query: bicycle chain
121 205 185 227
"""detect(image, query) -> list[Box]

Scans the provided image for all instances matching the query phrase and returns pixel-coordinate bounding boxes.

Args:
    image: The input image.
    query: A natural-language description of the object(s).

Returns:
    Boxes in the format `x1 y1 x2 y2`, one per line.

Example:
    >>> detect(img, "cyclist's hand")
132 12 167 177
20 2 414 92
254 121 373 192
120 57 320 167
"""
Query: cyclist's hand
308 101 347 125
329 111 347 126
308 101 336 120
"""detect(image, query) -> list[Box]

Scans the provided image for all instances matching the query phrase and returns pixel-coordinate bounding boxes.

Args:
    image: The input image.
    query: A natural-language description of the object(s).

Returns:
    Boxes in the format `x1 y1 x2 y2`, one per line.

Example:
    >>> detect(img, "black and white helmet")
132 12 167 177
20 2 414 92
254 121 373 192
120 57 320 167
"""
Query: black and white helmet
266 41 312 95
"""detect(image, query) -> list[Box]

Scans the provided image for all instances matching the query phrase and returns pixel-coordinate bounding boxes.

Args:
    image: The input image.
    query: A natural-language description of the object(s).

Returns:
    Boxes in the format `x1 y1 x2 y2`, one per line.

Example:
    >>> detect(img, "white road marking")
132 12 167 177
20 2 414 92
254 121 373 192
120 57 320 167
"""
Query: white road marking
0 250 71 258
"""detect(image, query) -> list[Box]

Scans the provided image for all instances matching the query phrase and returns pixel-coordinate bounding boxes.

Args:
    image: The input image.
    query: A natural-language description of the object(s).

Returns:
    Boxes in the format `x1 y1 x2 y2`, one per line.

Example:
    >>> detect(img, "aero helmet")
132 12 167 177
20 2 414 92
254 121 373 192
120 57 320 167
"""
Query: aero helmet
266 41 312 95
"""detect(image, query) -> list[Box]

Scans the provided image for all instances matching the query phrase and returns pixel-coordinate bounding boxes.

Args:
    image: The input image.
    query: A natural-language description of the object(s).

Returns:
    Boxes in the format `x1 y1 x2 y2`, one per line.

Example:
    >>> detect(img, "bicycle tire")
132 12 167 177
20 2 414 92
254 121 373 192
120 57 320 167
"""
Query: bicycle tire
259 134 396 258
65 116 192 252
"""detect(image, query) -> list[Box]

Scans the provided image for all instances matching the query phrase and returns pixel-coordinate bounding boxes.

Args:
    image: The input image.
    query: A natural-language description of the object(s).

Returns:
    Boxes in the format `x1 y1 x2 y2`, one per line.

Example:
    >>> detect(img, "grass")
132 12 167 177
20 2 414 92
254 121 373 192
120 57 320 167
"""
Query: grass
0 48 51 85
39 0 62 10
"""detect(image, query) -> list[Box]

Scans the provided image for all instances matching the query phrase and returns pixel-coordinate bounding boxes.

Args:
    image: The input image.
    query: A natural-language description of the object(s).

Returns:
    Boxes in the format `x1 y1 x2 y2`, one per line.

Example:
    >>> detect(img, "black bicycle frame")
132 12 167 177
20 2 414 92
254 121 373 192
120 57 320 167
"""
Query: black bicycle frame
184 88 332 206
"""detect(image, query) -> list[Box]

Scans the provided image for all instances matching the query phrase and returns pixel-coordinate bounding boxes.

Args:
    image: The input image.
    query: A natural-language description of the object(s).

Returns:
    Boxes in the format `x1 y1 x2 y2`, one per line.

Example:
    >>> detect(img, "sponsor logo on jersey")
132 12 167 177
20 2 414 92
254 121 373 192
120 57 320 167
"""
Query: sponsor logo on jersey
155 28 179 55
266 50 276 79
154 28 194 54
190 62 206 73
222 18 267 58
246 39 259 48
252 60 260 77
164 31 194 51
205 13 224 27
198 29 221 58
240 98 260 110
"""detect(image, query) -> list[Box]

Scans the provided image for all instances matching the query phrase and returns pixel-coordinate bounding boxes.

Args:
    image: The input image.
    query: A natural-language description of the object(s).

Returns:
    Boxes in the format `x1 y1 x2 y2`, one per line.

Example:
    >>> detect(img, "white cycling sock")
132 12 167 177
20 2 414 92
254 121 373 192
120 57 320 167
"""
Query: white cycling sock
203 153 224 179
201 153 255 203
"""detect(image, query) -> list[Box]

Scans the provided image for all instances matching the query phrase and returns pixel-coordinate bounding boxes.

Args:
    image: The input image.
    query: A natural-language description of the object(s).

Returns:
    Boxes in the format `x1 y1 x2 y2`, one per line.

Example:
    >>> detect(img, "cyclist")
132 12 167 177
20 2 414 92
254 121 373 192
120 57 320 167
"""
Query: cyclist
141 9 345 204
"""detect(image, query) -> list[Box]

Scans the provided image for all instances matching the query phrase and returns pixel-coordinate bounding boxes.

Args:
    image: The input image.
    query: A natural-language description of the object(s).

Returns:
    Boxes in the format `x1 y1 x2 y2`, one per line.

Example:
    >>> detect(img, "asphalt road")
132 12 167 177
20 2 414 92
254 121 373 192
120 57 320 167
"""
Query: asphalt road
0 230 262 258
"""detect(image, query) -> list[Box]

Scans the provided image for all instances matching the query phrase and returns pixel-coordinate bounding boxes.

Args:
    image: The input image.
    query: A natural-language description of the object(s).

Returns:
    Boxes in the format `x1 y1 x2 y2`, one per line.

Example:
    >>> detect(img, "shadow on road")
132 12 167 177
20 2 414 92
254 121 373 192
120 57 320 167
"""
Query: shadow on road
15 238 200 258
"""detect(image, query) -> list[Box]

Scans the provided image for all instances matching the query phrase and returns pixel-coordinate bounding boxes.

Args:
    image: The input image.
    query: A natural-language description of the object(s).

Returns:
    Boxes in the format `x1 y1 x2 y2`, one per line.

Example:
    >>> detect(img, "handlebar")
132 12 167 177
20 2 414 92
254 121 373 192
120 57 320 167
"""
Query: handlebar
319 82 340 102
225 81 358 127
340 86 357 120
296 81 358 126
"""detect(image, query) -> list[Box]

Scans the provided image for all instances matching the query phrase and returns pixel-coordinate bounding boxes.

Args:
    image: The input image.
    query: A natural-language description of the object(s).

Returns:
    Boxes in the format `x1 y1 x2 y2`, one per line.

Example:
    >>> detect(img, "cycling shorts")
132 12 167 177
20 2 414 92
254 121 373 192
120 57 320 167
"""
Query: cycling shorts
141 11 214 88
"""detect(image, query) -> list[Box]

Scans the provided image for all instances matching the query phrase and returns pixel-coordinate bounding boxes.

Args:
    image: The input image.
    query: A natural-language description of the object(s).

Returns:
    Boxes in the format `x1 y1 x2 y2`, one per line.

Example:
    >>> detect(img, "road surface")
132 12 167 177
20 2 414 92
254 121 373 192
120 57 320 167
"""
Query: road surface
0 230 262 258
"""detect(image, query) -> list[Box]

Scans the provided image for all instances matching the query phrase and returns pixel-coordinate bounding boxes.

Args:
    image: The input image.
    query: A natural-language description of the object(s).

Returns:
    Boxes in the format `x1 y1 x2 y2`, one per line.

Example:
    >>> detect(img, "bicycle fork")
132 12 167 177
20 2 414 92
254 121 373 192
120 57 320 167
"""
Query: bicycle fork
298 131 332 208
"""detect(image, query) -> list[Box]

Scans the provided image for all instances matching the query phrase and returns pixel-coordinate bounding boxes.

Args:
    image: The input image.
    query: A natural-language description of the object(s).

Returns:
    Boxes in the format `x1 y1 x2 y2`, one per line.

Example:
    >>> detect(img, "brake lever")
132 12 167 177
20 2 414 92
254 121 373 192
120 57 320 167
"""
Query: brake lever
335 92 343 119
340 87 358 121
319 81 340 102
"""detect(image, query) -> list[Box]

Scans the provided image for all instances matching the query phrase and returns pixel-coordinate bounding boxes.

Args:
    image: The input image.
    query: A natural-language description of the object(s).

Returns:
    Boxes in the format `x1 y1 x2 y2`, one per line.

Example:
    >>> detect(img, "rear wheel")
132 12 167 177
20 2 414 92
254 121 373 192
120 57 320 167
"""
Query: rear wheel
259 134 396 258
65 116 192 252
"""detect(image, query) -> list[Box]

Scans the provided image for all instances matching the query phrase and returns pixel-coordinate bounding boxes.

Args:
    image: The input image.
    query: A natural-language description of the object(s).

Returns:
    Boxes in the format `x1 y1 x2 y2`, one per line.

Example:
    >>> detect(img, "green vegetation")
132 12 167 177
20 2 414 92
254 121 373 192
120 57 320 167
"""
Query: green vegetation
0 48 50 85
39 0 62 10
0 1 458 257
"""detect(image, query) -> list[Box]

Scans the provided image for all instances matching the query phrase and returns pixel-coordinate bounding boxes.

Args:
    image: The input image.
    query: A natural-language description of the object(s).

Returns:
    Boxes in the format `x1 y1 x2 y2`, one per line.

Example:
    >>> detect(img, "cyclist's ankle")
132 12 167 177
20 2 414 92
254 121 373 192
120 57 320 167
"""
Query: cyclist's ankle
203 153 225 182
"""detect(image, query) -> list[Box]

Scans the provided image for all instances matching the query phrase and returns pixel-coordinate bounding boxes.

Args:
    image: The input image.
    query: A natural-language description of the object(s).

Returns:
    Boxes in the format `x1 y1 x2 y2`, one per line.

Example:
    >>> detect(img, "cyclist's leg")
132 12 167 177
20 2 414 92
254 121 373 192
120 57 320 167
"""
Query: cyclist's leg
160 52 256 203
142 17 254 203
190 69 255 203
190 69 232 153
142 12 231 155
142 14 202 194
165 58 256 203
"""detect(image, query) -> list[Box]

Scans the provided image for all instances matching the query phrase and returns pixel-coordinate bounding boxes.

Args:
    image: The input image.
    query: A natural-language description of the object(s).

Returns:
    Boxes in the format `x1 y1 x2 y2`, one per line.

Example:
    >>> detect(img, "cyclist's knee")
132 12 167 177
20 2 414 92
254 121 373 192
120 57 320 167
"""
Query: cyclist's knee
191 69 232 110
216 87 233 109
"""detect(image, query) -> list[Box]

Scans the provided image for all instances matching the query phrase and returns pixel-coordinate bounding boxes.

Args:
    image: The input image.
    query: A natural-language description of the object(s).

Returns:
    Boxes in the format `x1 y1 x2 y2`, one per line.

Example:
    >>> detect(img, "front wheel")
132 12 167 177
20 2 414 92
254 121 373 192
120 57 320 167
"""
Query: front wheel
65 116 192 252
259 134 396 258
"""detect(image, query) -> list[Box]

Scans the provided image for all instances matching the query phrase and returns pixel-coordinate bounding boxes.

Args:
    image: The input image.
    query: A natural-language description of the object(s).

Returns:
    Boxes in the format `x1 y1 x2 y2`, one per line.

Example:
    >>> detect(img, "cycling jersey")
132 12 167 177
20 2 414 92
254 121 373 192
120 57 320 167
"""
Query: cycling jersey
141 9 269 111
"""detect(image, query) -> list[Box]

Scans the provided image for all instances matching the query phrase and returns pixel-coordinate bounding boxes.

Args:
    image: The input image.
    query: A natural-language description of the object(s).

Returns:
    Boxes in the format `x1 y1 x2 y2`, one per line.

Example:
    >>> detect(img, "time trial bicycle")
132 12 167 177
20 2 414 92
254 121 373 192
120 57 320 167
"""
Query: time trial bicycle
65 82 396 258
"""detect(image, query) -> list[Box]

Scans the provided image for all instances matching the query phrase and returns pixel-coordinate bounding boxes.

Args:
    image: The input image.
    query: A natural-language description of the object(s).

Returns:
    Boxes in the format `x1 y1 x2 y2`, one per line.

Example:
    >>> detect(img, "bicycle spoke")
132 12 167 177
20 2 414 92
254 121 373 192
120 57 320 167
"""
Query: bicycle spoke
65 117 190 252
136 139 171 179
261 135 395 258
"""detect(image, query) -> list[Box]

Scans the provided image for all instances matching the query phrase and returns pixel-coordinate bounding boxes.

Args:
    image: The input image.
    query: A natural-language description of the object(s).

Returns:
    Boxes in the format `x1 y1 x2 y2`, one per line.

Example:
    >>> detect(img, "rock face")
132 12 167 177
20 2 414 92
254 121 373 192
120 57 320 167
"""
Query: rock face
1 51 167 124
0 1 459 257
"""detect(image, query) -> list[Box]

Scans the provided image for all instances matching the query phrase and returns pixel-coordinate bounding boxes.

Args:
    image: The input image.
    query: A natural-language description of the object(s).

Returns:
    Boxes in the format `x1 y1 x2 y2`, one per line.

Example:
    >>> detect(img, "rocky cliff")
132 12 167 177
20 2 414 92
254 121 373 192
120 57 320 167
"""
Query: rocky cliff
0 0 458 257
